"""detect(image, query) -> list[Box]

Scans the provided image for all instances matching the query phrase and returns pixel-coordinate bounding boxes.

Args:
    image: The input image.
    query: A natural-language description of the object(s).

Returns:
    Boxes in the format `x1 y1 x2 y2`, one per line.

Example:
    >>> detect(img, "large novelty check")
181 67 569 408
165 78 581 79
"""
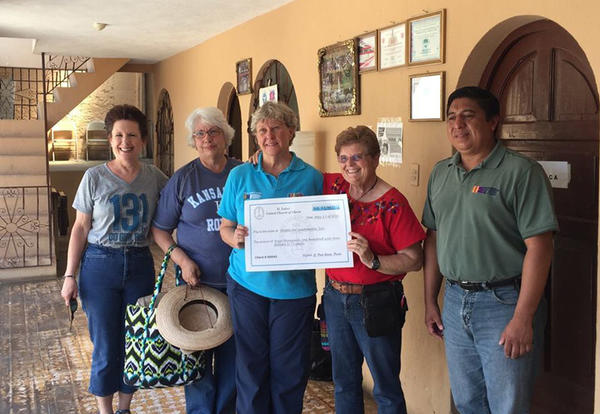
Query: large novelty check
244 194 353 271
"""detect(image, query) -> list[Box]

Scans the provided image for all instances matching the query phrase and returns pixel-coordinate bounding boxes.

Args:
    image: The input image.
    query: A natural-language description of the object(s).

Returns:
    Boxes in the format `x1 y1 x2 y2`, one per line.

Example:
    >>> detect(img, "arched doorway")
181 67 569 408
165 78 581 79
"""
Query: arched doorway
156 89 174 176
479 20 598 414
217 82 242 160
247 60 300 155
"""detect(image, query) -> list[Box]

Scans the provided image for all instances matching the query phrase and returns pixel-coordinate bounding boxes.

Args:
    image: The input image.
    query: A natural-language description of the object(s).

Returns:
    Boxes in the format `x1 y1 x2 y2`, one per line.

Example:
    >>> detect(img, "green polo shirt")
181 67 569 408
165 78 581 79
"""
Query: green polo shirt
422 142 558 282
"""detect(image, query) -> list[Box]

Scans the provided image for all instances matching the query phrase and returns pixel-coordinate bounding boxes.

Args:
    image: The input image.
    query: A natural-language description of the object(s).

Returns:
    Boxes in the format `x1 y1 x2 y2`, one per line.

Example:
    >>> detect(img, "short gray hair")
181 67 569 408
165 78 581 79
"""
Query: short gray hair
250 102 298 143
184 107 235 148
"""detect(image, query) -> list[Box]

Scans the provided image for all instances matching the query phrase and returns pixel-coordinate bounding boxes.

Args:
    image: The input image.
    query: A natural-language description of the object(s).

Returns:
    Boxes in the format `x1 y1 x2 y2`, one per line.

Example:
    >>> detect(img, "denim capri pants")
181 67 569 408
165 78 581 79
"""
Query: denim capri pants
79 243 155 396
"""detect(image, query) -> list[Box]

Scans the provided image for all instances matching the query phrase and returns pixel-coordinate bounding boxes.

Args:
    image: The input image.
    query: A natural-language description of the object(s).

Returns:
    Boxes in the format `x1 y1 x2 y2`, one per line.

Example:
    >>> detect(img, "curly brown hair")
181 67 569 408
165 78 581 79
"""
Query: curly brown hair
104 104 148 140
334 125 380 157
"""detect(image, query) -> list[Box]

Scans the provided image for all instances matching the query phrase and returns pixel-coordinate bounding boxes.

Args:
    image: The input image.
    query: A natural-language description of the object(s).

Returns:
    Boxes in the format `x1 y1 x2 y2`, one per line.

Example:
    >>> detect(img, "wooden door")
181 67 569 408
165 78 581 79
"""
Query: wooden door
248 60 300 155
156 89 174 177
481 20 598 413
227 92 242 160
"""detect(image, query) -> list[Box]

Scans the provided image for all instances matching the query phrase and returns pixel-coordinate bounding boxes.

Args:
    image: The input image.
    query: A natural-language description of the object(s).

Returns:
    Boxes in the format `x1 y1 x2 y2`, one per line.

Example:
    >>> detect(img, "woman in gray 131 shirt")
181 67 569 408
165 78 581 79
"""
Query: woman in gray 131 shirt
60 104 167 414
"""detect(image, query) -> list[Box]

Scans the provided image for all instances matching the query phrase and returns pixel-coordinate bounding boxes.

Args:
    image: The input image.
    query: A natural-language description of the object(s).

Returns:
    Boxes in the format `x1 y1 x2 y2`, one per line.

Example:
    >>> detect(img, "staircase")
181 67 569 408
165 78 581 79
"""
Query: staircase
45 57 130 129
0 119 53 280
0 57 129 281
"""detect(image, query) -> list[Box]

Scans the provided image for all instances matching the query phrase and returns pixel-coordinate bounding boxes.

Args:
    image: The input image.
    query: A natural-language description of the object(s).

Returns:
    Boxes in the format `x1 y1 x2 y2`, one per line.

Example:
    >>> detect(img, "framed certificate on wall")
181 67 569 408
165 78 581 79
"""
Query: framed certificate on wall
409 71 445 121
408 10 445 65
358 31 378 72
378 23 406 70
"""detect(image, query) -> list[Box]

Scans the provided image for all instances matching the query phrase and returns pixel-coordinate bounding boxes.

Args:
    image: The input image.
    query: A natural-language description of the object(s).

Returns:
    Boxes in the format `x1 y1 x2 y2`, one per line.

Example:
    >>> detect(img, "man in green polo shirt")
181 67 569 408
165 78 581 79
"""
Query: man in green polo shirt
422 86 558 414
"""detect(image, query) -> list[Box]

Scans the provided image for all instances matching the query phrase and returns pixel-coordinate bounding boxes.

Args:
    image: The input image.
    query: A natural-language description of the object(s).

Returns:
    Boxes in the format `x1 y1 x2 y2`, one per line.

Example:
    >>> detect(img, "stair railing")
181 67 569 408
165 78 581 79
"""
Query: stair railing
43 53 90 98
0 186 53 269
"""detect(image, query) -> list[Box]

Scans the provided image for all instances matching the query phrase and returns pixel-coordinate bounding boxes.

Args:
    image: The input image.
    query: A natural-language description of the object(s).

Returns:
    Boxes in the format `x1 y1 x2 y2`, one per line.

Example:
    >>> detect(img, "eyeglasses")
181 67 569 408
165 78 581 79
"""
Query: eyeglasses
69 298 78 332
338 153 366 163
192 128 222 139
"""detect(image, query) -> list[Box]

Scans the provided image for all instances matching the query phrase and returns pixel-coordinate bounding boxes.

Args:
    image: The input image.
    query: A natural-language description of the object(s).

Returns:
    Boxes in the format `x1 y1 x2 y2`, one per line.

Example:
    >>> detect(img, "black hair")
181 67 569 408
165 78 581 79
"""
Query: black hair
447 86 500 120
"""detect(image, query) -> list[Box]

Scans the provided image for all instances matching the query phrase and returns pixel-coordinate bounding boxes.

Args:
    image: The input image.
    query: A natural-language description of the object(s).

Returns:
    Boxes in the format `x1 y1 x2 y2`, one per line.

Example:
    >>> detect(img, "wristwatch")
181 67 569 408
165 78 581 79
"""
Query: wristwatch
370 254 380 271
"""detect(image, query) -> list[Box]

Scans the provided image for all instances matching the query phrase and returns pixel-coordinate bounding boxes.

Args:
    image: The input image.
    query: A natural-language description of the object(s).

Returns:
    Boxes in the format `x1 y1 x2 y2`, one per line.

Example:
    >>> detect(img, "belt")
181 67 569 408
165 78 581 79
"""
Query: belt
329 279 364 294
88 243 149 253
447 275 521 291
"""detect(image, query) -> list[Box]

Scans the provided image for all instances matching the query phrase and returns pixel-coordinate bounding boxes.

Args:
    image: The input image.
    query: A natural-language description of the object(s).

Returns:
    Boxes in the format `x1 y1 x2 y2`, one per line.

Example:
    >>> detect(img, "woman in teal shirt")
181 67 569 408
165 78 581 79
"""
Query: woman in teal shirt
219 102 322 414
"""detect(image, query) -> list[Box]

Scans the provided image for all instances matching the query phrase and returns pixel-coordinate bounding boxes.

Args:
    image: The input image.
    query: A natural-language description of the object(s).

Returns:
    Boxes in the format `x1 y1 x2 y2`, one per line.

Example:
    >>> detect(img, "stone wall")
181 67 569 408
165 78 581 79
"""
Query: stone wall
54 72 143 160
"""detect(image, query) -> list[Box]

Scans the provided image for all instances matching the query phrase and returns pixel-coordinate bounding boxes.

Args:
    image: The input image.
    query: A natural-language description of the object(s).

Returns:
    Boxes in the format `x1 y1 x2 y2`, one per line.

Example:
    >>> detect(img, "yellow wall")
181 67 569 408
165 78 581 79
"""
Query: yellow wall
152 1 600 412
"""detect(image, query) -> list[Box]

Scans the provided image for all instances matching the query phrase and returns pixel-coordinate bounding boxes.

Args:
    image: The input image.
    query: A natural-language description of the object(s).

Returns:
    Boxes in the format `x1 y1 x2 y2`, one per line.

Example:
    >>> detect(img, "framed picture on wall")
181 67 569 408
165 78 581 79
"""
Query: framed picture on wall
408 10 446 65
259 84 278 106
409 71 445 121
236 58 253 95
318 39 360 117
358 31 378 72
378 22 406 70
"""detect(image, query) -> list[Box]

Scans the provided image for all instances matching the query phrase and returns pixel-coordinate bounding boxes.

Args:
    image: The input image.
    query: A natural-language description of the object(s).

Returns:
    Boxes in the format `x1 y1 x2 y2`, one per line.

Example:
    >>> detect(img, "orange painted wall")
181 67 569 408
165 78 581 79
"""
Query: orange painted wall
151 1 600 412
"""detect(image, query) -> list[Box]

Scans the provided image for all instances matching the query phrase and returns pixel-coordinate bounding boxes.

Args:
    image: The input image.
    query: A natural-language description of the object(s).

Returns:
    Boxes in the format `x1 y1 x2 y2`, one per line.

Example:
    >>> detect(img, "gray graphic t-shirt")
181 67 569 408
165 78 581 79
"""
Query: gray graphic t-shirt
73 163 168 247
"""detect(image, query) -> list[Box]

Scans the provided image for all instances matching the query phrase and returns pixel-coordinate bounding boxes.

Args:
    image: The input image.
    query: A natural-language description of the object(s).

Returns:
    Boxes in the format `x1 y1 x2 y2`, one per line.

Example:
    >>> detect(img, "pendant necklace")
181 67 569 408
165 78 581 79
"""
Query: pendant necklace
352 177 378 202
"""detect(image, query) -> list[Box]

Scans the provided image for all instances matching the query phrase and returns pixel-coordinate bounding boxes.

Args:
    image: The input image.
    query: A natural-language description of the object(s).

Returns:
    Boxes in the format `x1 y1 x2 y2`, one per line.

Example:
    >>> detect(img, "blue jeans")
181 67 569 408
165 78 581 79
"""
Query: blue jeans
184 287 236 414
79 244 155 396
323 282 407 414
227 275 315 414
442 281 546 414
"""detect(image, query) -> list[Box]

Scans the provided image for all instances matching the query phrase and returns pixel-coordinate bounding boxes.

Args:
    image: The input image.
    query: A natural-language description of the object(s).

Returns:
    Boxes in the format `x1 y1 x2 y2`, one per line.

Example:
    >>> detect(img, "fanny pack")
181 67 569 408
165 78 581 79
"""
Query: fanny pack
360 281 408 337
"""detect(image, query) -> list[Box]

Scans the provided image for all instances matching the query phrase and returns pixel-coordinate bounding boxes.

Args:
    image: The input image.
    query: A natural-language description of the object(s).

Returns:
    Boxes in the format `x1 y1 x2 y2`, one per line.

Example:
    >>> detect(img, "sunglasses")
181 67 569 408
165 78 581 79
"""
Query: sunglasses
192 128 222 139
337 153 366 163
69 298 78 332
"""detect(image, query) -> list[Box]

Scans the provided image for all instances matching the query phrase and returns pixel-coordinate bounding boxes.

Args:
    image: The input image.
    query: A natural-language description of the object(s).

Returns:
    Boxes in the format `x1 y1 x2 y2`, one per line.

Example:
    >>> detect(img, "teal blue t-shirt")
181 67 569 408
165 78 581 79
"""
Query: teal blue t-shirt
218 153 323 299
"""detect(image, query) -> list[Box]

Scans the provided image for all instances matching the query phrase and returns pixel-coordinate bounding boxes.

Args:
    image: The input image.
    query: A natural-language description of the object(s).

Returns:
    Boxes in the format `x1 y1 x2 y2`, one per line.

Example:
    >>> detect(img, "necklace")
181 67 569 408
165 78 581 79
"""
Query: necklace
351 177 378 202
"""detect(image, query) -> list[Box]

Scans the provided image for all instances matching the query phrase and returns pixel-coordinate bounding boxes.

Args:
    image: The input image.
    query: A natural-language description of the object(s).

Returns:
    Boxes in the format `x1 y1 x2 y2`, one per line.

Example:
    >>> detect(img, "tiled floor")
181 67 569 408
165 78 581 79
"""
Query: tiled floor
0 243 377 413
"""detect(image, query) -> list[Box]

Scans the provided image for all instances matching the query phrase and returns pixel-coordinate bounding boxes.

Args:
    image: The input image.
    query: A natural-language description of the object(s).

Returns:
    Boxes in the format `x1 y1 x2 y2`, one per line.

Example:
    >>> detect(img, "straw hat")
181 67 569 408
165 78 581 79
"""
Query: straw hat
156 285 233 352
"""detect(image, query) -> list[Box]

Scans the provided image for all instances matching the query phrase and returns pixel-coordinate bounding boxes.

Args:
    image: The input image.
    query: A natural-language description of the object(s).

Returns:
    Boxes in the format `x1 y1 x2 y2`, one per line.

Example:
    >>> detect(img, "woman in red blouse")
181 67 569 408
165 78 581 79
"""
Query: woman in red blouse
323 126 425 414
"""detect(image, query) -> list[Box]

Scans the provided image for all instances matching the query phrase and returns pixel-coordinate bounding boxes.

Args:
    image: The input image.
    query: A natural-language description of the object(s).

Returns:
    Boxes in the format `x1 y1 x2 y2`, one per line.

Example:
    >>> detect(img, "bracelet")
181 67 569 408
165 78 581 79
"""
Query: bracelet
64 274 74 279
167 243 178 254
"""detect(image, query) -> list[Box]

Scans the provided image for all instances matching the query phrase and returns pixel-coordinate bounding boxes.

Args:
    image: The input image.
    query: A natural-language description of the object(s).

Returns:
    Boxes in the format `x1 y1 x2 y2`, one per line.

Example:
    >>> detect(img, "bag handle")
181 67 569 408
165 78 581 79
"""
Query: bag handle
147 244 180 313
137 244 182 381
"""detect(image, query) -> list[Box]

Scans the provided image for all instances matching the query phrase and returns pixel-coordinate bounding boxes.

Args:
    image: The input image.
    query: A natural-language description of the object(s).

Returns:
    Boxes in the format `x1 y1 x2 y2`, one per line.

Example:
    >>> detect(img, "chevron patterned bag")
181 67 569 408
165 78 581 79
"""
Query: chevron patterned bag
123 245 207 388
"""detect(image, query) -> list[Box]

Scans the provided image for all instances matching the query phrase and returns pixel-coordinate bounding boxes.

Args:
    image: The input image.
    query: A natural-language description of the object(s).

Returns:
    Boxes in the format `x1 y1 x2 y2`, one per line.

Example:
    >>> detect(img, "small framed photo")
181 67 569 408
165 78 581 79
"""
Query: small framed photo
409 71 445 121
318 39 360 117
259 84 278 106
408 10 445 65
378 22 406 70
358 31 378 73
236 58 253 95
